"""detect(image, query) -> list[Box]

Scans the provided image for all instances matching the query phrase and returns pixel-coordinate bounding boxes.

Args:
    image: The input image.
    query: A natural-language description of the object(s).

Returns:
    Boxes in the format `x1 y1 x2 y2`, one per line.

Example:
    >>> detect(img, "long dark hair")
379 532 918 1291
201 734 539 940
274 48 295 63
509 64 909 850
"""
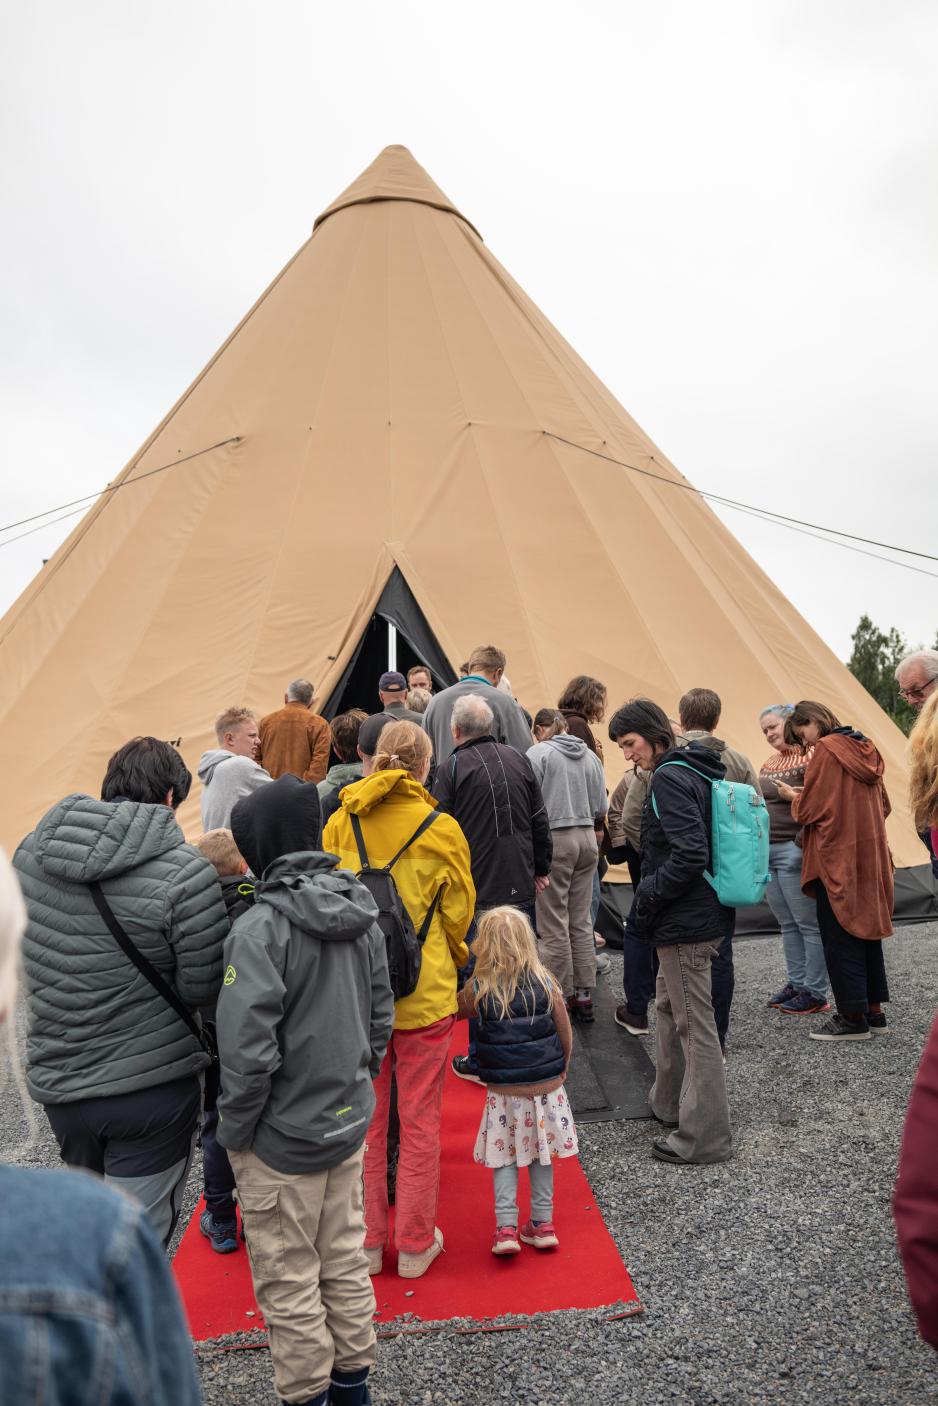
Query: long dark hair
607 699 674 763
784 700 842 748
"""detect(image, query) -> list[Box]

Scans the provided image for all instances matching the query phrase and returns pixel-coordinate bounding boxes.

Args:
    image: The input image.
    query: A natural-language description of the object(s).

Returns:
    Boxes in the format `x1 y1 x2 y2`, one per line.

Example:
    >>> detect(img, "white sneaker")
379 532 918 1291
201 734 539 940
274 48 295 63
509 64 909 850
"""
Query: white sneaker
397 1226 444 1278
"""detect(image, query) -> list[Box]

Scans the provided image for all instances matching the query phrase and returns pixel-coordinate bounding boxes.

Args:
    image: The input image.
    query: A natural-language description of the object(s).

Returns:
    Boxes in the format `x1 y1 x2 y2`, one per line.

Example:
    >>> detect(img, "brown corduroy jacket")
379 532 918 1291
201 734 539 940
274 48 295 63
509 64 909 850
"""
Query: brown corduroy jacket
257 702 331 784
792 730 894 940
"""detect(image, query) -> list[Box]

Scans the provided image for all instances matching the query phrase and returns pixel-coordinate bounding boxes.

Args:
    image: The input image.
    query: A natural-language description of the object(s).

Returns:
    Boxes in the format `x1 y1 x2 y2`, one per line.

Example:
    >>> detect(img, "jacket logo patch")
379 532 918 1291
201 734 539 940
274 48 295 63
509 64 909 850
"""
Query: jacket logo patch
223 964 237 986
335 1105 353 1118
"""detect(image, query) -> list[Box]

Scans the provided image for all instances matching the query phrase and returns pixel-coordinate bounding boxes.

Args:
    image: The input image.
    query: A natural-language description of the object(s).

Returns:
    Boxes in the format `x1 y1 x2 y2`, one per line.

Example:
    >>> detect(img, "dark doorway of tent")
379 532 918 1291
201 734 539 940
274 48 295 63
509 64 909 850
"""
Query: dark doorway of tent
323 567 457 718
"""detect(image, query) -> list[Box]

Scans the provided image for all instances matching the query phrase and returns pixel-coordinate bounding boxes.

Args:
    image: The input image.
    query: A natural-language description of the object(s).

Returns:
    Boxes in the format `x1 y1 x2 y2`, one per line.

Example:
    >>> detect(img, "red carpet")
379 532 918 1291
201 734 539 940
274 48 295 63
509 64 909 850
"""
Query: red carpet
174 1028 639 1339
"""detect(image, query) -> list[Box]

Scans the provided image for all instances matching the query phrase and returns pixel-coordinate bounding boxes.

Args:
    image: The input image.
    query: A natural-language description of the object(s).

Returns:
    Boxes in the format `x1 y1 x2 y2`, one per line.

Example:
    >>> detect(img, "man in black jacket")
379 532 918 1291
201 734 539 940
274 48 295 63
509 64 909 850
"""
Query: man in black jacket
433 693 552 1079
610 699 733 1166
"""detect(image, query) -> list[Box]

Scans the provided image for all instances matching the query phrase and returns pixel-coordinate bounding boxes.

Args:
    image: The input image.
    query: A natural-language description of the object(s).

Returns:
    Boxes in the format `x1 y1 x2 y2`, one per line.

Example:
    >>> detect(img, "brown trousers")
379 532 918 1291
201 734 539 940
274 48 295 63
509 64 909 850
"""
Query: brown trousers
230 1144 376 1404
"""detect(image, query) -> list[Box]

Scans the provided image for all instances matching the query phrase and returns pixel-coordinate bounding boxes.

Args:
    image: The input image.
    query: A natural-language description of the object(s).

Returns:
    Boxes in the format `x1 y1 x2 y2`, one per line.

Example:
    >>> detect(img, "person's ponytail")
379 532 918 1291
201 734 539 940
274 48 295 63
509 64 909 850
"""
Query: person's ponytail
373 720 432 778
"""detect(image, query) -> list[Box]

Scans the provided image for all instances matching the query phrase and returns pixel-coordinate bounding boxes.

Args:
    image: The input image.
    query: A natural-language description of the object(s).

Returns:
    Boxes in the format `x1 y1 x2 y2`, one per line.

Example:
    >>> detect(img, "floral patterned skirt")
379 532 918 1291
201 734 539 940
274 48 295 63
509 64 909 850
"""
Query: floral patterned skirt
473 1086 579 1168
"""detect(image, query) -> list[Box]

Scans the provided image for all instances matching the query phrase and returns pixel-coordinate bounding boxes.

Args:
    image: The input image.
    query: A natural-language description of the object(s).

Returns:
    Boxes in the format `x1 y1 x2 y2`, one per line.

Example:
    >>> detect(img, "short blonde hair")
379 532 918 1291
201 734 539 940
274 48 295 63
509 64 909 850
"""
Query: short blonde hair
373 720 432 778
406 687 432 715
908 691 938 830
193 828 245 876
468 645 506 676
214 706 257 746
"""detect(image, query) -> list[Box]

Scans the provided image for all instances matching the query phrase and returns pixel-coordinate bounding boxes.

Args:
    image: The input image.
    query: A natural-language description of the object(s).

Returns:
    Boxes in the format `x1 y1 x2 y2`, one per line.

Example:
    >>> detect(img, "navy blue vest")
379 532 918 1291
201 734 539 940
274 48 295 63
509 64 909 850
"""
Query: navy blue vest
474 982 565 1086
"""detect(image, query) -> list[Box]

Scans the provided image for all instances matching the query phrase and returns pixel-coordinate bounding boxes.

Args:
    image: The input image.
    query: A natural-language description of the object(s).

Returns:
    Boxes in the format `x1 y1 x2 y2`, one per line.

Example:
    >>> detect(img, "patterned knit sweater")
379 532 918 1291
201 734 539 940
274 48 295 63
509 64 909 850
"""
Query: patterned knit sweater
759 747 814 843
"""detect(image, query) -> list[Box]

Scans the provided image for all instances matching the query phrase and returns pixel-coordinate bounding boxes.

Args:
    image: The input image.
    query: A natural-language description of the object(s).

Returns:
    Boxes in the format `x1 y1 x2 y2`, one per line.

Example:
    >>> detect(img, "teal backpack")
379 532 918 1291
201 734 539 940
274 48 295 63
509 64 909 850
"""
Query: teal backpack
650 759 771 908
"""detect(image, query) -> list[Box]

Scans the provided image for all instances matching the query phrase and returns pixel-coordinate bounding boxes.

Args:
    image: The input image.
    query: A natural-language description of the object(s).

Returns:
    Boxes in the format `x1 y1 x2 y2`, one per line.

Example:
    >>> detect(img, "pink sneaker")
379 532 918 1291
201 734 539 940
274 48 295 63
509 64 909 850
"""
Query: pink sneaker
492 1225 521 1256
520 1218 559 1250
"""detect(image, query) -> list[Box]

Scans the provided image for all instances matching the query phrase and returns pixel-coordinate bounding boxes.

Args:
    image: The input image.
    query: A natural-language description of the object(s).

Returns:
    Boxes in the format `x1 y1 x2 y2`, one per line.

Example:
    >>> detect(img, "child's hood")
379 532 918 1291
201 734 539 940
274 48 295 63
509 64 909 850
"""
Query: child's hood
254 852 379 941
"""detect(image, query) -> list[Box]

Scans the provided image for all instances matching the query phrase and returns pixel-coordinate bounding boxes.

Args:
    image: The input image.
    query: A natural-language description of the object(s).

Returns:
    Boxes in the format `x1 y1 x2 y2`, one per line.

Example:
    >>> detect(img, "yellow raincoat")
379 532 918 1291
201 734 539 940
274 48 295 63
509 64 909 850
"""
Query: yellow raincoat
323 770 475 1030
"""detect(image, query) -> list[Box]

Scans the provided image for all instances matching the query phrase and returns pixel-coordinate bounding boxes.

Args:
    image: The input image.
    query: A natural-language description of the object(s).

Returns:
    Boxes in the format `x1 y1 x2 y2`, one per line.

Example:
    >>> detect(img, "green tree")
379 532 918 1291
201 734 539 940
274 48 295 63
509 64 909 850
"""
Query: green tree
847 614 917 734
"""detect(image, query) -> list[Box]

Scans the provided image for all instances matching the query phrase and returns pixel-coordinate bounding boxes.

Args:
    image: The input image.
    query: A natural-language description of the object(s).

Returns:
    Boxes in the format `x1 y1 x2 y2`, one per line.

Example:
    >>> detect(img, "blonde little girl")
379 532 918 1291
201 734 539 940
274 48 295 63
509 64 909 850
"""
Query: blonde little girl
458 906 578 1255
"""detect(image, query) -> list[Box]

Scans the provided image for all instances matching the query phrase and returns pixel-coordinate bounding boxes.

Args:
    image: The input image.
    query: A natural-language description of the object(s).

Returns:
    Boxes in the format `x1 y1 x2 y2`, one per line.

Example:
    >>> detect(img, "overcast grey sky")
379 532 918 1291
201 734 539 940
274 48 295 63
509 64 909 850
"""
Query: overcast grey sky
2 1 935 659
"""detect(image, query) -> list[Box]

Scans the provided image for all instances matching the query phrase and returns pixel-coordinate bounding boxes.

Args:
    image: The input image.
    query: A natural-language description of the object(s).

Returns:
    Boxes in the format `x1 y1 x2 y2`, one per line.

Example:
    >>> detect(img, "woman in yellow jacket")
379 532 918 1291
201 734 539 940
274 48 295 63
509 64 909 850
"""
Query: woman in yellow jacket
323 720 475 1279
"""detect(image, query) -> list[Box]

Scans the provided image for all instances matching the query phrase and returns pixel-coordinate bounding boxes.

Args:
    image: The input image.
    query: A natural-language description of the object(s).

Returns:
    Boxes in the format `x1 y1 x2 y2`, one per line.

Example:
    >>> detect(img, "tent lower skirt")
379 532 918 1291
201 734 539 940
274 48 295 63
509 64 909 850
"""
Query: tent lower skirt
596 864 938 947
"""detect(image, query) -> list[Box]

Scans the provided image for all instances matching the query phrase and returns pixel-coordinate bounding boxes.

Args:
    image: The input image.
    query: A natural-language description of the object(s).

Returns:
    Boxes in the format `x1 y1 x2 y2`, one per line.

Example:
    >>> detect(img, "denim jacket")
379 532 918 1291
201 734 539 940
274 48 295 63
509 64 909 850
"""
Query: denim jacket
0 1164 201 1405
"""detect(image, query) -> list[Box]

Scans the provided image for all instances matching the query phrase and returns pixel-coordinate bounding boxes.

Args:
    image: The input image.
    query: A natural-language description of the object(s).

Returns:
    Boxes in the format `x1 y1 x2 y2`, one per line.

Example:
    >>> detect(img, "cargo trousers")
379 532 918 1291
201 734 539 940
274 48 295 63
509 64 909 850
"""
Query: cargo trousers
229 1144 376 1405
650 941 732 1164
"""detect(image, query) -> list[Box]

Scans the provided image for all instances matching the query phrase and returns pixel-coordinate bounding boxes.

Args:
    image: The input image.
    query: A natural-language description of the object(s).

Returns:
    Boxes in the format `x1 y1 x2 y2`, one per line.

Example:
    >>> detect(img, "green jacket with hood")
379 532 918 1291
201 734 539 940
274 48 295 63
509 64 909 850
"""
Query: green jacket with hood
215 852 394 1174
13 794 229 1104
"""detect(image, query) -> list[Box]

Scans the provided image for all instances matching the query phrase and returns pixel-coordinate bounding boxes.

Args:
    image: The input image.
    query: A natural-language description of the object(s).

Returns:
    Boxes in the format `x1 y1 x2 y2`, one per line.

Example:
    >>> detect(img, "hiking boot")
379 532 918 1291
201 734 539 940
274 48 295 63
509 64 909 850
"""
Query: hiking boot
199 1210 239 1254
568 994 594 1023
767 982 798 1008
520 1218 559 1249
595 951 612 976
398 1227 444 1278
492 1225 521 1256
867 1011 889 1034
451 1056 483 1083
780 989 831 1015
614 1004 649 1036
809 1013 871 1042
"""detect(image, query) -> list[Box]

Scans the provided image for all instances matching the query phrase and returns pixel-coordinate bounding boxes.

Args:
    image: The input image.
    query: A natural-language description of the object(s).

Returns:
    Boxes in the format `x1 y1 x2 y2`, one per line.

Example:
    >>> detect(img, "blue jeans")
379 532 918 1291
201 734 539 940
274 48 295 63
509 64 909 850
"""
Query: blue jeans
710 932 734 1049
622 932 656 1018
765 840 828 999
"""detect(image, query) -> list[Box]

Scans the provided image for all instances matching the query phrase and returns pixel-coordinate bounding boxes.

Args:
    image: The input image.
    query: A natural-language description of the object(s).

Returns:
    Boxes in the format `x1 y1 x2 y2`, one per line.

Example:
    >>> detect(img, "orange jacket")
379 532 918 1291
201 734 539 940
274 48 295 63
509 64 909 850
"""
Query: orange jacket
257 703 331 784
792 731 893 940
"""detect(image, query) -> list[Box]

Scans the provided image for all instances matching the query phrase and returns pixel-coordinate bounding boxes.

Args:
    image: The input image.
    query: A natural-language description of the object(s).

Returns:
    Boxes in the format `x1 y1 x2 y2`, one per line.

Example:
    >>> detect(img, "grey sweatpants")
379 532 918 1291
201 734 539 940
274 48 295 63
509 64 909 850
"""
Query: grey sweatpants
493 1161 554 1226
650 941 732 1164
535 825 598 995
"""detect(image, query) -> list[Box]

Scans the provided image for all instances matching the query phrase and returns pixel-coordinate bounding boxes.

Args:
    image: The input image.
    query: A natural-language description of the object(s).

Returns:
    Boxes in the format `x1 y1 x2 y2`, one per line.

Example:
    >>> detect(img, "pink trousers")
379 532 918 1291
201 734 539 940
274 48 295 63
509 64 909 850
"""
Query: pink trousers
364 1015 454 1255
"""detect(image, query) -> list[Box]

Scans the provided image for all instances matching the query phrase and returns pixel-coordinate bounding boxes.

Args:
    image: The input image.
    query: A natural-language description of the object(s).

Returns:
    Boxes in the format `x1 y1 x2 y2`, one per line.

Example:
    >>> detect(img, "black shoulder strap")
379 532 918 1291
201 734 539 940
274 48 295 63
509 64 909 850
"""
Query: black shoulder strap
416 887 443 943
385 812 440 872
349 813 370 869
87 881 210 1055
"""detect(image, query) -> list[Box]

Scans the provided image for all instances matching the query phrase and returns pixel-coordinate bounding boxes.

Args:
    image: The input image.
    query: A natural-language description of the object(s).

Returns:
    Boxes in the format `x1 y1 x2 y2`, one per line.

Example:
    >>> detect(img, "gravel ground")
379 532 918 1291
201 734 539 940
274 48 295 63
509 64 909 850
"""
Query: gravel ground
5 926 938 1405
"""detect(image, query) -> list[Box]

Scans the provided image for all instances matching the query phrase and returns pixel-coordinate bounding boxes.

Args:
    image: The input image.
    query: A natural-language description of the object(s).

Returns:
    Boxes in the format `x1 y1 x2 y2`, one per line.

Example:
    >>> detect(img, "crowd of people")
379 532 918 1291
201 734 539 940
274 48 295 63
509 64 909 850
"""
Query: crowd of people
3 643 938 1403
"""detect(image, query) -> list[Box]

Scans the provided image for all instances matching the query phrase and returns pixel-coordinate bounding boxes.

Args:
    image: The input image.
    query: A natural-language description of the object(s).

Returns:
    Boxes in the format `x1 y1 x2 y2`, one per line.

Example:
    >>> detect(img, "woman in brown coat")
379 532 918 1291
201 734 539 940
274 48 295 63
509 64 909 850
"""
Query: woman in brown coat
777 701 893 1043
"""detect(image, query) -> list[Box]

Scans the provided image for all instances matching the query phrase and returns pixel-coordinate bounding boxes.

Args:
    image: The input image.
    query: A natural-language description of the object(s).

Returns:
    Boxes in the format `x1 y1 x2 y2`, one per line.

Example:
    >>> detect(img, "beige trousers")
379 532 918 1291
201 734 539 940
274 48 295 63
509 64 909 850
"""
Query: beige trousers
229 1144 376 1404
535 825 598 995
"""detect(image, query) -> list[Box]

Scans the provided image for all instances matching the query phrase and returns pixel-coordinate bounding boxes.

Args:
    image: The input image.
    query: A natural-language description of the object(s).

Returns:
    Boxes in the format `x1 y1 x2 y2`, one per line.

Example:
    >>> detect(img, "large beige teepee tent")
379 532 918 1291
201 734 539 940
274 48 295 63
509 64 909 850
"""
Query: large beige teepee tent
0 145 923 863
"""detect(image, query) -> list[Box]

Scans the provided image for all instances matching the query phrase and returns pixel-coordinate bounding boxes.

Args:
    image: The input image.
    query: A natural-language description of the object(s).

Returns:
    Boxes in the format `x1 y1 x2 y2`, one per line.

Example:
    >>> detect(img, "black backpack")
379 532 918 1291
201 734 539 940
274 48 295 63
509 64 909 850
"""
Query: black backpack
349 812 443 1001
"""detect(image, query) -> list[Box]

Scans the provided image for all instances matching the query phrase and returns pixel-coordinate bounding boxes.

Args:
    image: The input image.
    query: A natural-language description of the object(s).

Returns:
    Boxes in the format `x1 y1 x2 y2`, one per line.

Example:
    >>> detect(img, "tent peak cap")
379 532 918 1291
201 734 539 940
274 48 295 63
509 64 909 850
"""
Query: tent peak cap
313 144 482 240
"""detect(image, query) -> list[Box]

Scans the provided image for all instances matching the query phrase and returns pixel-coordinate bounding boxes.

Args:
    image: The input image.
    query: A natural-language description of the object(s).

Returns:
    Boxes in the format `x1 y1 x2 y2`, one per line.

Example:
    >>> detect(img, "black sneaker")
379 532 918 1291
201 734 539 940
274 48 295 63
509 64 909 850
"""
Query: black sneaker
199 1210 239 1254
451 1055 483 1083
866 1011 889 1035
809 1013 871 1042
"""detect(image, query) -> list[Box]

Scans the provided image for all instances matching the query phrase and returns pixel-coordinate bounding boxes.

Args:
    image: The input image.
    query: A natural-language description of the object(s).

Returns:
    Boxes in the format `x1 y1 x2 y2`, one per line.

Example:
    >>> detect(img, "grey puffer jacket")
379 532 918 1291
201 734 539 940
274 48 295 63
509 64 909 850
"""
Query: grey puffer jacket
13 794 229 1105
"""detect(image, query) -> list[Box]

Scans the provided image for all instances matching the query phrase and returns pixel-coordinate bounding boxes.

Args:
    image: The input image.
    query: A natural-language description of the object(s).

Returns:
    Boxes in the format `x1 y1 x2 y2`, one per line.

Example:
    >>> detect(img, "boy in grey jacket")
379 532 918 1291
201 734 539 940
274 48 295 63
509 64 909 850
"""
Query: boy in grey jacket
216 775 393 1406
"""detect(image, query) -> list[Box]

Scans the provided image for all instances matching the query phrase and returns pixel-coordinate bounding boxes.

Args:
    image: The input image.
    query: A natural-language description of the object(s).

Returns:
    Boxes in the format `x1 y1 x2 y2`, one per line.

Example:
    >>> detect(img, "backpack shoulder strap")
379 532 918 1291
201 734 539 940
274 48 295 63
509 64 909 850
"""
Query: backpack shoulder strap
416 887 443 942
87 881 210 1054
349 813 370 869
385 812 440 872
650 759 712 816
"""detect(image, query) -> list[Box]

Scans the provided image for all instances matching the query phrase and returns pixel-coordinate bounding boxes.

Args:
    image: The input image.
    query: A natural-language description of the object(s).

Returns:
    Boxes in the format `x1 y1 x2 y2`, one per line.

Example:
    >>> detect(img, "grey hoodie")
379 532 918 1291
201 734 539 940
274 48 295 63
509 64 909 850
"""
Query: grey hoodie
198 748 271 830
527 734 607 829
216 852 394 1174
13 794 229 1103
